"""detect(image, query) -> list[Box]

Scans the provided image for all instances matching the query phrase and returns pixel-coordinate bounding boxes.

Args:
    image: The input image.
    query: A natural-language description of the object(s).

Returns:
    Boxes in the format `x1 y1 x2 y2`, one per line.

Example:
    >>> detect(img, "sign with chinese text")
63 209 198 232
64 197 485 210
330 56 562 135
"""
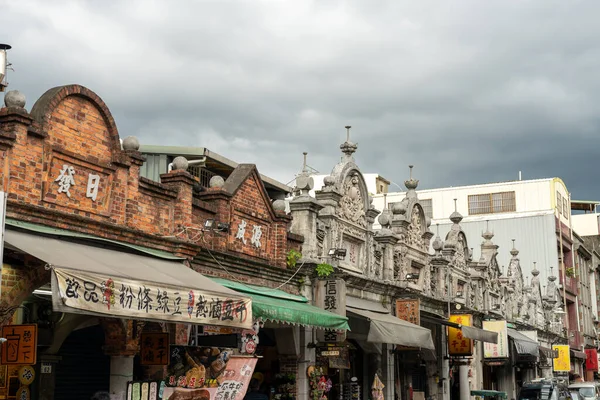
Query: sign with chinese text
52 268 252 329
162 356 257 400
140 333 170 366
585 349 598 372
328 346 350 369
552 345 570 372
447 315 472 356
126 380 165 400
44 155 113 217
17 366 35 386
314 279 346 343
395 299 420 326
483 321 508 358
1 324 37 365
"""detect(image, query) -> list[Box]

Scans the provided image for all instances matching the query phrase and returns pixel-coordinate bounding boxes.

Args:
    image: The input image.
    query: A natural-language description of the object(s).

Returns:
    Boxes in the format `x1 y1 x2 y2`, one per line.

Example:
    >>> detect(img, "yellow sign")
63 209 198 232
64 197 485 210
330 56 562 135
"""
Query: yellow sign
553 345 570 372
17 366 35 385
16 386 30 400
1 324 37 365
448 315 473 356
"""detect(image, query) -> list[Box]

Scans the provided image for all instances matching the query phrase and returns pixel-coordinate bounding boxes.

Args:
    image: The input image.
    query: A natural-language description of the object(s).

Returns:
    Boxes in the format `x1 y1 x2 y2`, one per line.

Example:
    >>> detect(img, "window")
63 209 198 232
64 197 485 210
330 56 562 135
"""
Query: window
420 199 433 219
467 191 516 215
563 198 569 219
556 192 562 215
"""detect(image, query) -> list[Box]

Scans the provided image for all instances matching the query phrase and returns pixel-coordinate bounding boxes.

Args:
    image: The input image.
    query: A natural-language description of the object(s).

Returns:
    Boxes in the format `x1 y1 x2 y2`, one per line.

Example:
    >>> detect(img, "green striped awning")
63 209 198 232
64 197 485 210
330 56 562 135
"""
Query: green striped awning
211 278 350 331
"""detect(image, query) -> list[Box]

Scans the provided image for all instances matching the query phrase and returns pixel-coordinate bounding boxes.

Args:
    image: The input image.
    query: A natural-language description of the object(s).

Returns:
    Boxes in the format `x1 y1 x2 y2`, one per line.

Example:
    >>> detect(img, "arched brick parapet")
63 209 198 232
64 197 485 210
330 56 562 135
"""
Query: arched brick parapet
28 84 121 152
0 262 50 326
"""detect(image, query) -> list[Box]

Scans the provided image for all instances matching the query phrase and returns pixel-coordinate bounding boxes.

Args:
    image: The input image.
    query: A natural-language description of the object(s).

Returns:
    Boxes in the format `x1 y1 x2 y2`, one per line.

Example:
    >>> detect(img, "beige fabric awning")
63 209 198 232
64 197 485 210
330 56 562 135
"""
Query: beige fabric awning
5 229 253 329
347 307 435 350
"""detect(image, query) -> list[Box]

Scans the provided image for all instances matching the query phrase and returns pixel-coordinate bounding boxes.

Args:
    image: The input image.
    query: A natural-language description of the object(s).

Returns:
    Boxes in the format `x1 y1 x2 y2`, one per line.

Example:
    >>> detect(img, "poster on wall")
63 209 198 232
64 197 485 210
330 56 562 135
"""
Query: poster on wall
165 346 233 389
482 321 508 358
447 315 473 356
552 345 570 372
162 356 257 400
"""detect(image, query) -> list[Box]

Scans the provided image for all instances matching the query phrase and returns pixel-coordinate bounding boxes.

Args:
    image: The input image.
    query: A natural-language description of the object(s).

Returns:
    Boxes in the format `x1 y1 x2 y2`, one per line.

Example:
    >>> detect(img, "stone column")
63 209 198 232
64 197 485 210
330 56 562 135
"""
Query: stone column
374 229 398 282
297 326 315 400
110 356 134 399
459 364 470 400
37 355 61 400
289 195 324 259
382 344 395 400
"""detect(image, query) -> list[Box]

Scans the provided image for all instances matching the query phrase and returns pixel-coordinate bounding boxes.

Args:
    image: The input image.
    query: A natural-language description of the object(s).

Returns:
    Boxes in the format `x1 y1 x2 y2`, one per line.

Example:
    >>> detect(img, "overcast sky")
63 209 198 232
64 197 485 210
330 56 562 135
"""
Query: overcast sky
3 0 600 199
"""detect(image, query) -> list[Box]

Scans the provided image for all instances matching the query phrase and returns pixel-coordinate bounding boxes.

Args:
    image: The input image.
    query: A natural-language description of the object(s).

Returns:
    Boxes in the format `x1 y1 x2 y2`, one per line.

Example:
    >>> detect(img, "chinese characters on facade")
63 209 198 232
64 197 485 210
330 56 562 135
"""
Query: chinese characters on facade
56 269 251 328
235 219 263 248
54 164 100 201
140 333 170 366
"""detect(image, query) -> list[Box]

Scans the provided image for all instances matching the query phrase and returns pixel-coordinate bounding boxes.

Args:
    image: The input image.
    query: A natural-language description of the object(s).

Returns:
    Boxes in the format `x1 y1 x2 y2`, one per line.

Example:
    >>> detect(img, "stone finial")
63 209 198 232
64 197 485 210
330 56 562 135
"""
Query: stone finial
323 175 335 187
391 200 407 215
172 156 189 171
4 90 25 108
432 223 443 254
510 239 519 257
548 266 557 282
122 136 140 151
340 125 358 160
482 220 494 242
294 152 314 195
531 262 540 277
209 175 225 188
273 199 286 212
449 198 463 224
404 165 419 191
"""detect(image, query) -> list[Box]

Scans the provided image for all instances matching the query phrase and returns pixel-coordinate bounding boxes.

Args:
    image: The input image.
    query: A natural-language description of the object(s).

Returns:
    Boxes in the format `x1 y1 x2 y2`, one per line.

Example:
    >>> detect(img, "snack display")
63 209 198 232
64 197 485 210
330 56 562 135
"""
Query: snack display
166 346 232 389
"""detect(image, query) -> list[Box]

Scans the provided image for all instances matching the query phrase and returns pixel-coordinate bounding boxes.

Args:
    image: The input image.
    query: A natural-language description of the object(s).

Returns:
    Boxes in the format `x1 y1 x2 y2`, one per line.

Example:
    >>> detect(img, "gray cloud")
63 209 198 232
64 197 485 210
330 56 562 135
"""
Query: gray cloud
3 0 600 199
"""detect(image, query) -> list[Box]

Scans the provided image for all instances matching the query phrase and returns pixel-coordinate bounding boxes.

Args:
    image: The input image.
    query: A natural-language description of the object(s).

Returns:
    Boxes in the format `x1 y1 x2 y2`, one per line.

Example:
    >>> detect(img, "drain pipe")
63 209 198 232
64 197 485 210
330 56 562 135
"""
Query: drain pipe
168 157 206 173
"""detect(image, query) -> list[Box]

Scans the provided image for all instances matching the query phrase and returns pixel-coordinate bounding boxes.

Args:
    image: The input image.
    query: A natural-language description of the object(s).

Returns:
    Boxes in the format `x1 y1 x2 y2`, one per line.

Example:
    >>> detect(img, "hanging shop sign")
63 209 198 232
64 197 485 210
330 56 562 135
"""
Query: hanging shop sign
552 345 570 372
162 356 257 400
483 320 509 358
314 279 346 343
17 366 35 386
140 333 170 366
585 349 598 372
328 347 350 369
448 315 473 356
53 268 252 329
395 299 420 326
1 324 37 365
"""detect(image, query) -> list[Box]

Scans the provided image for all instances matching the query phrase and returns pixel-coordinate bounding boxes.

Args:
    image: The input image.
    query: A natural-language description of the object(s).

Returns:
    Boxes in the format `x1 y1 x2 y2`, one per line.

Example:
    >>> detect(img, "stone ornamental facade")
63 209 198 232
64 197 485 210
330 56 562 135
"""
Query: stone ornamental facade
289 129 568 400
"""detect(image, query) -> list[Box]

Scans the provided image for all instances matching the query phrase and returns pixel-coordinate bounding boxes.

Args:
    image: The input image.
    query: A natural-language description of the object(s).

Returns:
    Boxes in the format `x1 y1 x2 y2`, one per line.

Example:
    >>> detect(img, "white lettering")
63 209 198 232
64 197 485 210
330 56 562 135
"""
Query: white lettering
86 174 100 201
55 164 76 198
251 225 262 248
235 220 247 244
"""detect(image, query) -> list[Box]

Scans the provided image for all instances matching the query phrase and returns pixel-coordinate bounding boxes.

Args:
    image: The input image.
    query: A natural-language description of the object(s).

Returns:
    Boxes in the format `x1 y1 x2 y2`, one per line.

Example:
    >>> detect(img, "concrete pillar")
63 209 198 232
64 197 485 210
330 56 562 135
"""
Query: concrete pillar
442 331 450 400
459 364 470 400
382 344 395 400
297 326 315 400
110 356 134 400
37 355 61 400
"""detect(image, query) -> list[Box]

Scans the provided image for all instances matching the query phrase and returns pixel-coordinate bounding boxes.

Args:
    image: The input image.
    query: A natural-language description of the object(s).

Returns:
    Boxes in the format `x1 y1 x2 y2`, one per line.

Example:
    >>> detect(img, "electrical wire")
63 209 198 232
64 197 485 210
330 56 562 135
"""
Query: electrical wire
198 230 307 291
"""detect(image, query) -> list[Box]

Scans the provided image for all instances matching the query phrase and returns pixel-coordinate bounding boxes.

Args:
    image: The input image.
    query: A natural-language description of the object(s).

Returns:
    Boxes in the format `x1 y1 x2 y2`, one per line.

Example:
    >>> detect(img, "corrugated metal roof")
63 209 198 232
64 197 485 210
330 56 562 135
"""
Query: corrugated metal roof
138 145 292 194
431 213 559 285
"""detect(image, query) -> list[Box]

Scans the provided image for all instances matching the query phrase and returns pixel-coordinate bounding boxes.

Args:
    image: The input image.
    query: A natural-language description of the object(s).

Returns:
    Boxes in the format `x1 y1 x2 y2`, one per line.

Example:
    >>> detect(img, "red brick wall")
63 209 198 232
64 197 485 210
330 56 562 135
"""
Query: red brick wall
0 84 303 310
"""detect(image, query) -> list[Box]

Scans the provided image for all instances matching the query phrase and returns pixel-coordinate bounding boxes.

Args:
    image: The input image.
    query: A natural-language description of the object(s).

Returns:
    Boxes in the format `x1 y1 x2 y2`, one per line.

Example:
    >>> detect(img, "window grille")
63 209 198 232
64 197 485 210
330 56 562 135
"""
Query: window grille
557 192 562 215
467 191 516 215
420 199 433 219
188 165 217 188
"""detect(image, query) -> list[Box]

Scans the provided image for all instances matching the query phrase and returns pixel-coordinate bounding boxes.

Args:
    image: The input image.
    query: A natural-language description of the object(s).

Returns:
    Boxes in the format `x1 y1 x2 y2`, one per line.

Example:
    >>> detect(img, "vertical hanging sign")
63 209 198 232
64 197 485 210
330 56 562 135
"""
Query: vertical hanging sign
395 299 420 326
448 315 473 356
314 279 346 343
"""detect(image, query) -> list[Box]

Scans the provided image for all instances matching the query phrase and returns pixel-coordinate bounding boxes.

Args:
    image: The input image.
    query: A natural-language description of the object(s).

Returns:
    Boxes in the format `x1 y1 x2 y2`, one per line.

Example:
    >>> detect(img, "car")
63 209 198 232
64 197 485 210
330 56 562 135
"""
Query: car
519 380 573 400
568 383 600 400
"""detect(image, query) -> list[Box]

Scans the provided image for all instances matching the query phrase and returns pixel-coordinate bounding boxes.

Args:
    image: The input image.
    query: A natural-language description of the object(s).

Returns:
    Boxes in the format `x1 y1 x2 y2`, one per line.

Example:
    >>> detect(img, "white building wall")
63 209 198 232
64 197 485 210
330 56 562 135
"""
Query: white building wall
572 214 600 236
372 178 563 222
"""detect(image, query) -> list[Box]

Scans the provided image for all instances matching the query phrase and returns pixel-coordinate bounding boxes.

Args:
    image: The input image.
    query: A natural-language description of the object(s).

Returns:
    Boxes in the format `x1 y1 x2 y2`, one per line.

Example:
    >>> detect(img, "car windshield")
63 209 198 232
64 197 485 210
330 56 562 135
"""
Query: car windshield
519 387 557 400
571 392 580 400
577 388 595 398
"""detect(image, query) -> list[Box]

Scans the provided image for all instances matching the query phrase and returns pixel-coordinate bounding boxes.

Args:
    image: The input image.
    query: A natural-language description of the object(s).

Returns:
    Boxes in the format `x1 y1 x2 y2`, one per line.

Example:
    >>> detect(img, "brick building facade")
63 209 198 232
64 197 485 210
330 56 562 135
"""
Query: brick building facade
0 84 312 399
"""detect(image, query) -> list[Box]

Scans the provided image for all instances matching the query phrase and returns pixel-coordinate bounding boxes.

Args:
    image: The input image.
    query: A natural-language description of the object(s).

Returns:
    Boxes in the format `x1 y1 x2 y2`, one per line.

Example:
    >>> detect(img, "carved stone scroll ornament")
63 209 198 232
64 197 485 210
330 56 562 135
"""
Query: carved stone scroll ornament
337 172 366 226
406 205 426 251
